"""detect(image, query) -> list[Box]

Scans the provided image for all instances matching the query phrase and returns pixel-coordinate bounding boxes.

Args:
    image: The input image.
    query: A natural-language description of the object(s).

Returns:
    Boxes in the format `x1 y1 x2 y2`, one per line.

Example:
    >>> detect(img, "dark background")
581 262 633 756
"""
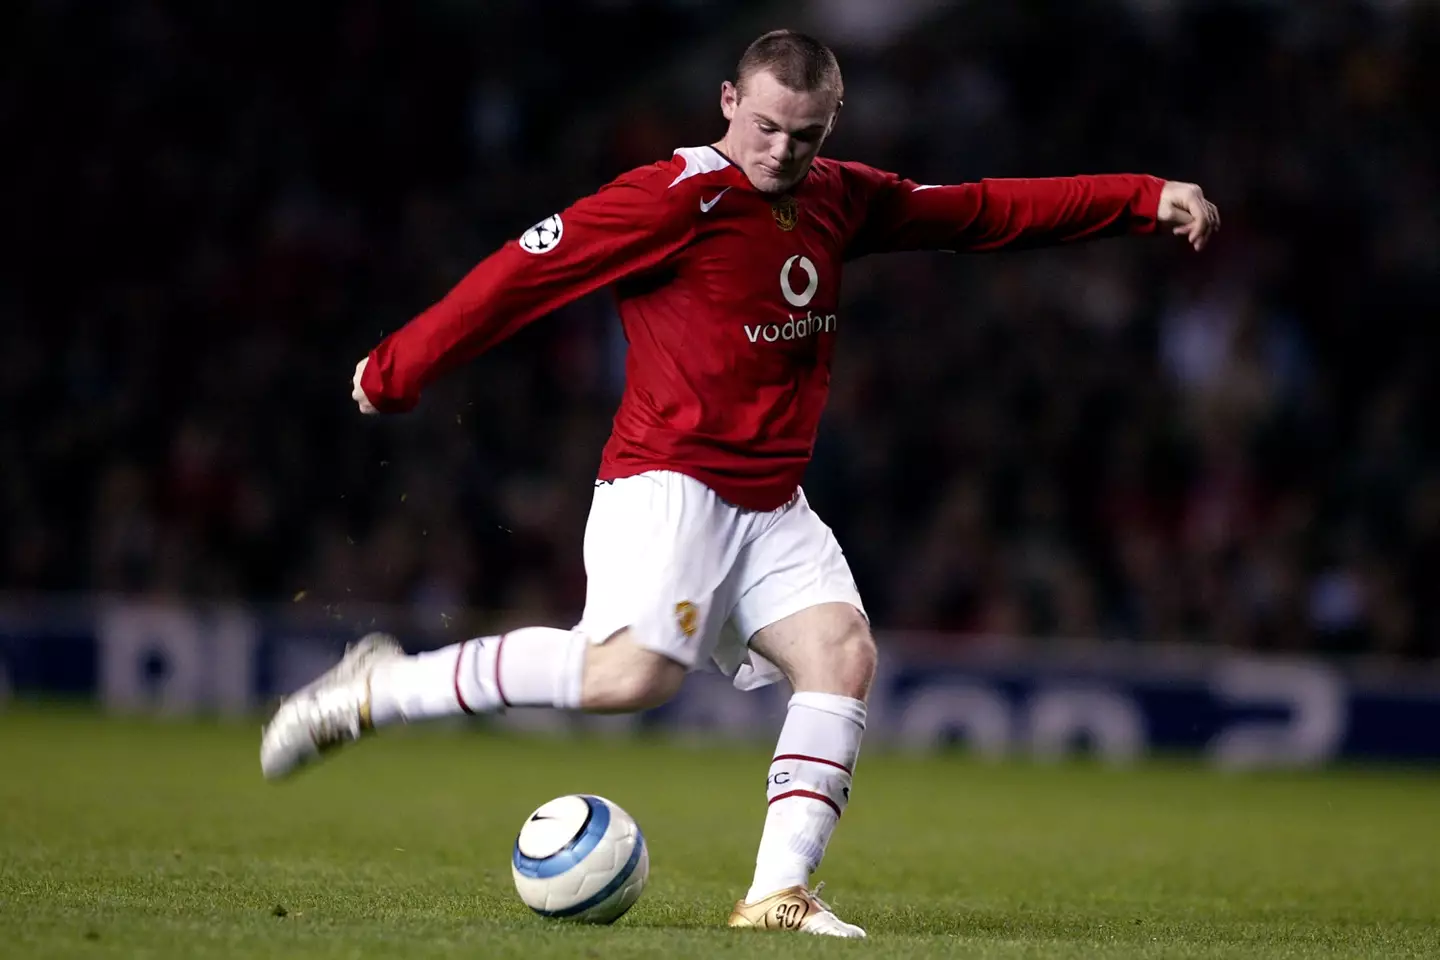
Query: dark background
4 0 1437 659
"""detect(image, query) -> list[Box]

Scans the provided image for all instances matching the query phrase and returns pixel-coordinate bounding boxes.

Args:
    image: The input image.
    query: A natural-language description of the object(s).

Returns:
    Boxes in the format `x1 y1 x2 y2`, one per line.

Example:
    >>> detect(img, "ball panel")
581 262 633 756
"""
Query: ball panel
515 795 590 858
594 839 649 923
547 829 646 922
511 794 611 880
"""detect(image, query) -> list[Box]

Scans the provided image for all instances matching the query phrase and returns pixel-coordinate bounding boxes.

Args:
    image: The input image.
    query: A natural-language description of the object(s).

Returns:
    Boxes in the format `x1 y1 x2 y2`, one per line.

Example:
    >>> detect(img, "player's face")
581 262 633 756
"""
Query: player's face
719 71 838 194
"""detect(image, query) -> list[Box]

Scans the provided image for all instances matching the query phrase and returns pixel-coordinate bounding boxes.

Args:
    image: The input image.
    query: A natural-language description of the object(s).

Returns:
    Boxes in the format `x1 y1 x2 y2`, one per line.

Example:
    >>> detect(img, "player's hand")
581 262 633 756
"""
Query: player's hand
352 357 378 415
1157 181 1220 252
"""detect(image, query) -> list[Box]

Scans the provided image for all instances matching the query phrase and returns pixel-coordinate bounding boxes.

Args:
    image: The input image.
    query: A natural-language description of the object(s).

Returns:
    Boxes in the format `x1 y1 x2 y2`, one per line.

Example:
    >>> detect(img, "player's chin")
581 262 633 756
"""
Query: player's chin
753 168 798 195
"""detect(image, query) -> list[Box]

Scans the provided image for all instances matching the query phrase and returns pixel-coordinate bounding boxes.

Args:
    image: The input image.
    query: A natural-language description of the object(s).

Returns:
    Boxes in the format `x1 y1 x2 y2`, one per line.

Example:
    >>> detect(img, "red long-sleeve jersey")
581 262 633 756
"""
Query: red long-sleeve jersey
361 146 1164 510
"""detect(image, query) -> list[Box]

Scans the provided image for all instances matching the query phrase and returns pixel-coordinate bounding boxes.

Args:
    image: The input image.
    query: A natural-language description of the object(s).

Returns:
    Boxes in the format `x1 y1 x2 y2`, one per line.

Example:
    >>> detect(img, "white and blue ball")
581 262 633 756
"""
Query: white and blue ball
511 794 649 924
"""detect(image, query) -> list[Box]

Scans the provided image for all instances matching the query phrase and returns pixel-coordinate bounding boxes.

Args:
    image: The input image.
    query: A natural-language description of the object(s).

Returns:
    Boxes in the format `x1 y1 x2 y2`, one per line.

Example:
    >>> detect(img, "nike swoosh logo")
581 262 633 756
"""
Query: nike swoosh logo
911 184 943 192
700 187 731 212
529 814 554 822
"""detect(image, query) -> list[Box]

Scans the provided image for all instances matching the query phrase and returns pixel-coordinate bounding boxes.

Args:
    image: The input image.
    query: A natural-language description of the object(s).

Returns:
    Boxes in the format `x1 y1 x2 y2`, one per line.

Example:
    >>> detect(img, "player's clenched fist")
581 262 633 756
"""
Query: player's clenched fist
352 358 378 415
1158 181 1220 252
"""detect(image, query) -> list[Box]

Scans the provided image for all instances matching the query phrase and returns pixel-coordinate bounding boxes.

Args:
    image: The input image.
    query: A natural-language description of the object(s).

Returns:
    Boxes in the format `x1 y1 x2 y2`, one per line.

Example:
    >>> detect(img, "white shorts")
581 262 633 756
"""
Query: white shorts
574 470 866 691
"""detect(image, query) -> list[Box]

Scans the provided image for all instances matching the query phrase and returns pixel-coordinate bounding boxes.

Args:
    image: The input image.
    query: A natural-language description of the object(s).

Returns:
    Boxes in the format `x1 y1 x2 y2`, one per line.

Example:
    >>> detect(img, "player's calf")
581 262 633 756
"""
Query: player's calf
260 624 687 780
368 626 590 722
727 691 868 937
371 624 691 719
733 603 872 928
367 624 683 722
743 691 865 900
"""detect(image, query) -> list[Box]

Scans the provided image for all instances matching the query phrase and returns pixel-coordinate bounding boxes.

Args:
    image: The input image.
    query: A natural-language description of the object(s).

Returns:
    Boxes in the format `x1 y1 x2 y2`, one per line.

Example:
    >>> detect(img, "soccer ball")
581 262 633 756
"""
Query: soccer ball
511 794 649 923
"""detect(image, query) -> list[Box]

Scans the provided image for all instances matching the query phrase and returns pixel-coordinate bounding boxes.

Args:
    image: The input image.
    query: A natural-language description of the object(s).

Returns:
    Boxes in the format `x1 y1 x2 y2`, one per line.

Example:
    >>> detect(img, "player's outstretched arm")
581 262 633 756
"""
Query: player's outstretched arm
353 168 693 415
844 164 1218 258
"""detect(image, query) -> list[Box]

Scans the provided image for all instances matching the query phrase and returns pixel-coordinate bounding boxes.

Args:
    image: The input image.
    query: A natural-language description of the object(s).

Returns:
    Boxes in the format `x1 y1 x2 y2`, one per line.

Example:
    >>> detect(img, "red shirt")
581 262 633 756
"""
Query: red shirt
361 146 1163 510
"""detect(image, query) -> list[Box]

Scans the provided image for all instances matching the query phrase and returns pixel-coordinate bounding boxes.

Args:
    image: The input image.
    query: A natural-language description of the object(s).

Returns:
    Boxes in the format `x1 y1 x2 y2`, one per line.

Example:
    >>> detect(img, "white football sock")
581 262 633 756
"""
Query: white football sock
746 691 866 903
369 627 588 725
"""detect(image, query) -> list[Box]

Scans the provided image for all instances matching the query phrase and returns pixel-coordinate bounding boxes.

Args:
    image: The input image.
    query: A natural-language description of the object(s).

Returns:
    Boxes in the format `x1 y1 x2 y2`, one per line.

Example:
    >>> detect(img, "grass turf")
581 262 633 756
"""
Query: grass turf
1 704 1437 958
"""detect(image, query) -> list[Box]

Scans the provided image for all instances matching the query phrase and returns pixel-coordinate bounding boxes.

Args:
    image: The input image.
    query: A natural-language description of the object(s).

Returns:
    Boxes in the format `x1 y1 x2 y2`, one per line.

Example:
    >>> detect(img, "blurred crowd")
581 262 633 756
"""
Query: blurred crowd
4 0 1438 659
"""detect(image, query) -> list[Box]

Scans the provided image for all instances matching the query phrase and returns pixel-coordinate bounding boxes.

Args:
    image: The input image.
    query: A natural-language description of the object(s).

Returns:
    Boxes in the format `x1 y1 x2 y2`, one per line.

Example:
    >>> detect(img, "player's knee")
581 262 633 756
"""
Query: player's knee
798 607 875 698
830 612 877 694
763 604 876 698
608 654 685 712
581 629 686 713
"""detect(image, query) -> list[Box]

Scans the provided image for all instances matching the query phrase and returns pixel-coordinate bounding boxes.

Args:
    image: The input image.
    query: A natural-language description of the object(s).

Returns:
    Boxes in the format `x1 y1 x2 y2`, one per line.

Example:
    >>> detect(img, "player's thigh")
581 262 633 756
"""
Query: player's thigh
576 472 746 669
729 489 869 658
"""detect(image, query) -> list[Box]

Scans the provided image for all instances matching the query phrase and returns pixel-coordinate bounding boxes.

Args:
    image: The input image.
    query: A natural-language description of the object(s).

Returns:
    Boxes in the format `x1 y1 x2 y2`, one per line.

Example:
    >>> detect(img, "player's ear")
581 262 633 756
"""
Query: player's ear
720 80 739 121
826 98 843 136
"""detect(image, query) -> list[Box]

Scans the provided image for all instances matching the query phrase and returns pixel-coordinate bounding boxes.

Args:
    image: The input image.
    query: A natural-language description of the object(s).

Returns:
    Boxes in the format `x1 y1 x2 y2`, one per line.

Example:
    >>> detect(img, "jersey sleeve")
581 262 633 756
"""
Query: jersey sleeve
842 161 1164 260
361 166 693 413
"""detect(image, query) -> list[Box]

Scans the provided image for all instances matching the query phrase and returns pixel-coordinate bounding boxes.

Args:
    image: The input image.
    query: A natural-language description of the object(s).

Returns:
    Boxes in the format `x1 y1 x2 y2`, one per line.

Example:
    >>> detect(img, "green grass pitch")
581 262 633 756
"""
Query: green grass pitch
2 704 1437 958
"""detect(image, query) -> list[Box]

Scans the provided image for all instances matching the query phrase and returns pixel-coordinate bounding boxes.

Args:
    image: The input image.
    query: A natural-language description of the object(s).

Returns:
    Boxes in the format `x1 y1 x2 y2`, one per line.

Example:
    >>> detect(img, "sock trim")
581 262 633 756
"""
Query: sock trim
453 641 475 715
771 753 852 774
769 789 841 817
494 633 511 707
790 691 868 729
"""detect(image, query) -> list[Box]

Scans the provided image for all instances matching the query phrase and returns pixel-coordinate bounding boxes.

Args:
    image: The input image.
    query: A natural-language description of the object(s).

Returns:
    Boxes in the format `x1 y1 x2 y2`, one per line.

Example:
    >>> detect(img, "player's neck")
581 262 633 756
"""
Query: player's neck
710 139 737 167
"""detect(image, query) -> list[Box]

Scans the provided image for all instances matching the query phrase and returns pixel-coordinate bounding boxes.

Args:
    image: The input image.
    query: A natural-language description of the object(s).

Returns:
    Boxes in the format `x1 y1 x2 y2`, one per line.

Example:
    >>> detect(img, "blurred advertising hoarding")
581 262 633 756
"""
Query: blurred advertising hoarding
3 597 1438 769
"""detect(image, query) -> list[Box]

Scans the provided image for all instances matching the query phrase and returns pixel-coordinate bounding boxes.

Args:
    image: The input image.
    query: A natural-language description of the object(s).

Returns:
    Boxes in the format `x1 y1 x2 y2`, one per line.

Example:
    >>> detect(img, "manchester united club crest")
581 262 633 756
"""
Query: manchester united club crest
771 195 799 231
674 600 698 638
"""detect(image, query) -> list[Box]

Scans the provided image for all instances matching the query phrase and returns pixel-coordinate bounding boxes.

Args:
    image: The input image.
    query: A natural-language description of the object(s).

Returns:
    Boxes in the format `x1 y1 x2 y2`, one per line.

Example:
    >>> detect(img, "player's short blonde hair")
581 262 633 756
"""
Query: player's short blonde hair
735 29 844 108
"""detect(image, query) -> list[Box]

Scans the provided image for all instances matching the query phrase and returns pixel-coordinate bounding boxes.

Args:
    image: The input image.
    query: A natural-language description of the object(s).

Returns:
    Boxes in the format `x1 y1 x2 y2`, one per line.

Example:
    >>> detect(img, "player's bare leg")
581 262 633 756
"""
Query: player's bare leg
579 630 686 713
260 627 682 779
728 601 875 938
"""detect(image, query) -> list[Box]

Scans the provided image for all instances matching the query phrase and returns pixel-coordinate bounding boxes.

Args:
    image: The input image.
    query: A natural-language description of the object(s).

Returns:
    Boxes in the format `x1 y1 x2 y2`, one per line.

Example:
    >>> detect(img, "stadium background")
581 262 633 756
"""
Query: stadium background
3 0 1440 764
5 4 1440 957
